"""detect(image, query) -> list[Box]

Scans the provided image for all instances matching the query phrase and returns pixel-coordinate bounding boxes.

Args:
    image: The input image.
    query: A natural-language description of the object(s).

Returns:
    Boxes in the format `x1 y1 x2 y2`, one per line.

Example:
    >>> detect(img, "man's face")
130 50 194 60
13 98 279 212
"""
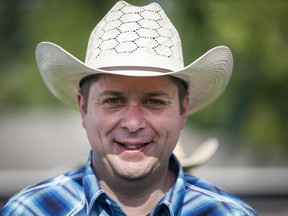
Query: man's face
78 74 189 181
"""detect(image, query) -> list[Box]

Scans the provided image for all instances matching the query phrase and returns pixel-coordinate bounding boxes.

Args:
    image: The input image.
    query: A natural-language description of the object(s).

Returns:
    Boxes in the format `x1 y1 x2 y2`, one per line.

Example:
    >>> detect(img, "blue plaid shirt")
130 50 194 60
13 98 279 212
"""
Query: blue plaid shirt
1 154 256 215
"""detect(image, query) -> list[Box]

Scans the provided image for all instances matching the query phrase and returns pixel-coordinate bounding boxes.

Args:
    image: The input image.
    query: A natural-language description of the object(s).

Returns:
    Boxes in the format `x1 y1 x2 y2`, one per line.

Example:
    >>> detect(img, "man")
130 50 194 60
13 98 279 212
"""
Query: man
1 1 257 215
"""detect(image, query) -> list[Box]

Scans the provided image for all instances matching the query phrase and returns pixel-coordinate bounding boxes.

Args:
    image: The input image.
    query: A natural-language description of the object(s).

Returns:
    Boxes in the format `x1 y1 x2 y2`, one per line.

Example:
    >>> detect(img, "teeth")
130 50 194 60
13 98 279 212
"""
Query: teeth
124 143 145 149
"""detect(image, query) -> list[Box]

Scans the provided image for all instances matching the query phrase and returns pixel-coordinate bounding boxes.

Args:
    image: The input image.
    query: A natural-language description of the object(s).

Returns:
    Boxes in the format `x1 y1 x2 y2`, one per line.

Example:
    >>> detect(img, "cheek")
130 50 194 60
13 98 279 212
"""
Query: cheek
85 111 103 131
149 112 182 140
84 112 109 153
85 108 120 137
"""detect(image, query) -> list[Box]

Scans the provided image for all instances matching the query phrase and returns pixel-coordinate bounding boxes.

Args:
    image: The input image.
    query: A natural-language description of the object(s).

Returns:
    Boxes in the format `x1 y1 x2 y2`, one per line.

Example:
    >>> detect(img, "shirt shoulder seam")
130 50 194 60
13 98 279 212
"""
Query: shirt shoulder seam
18 172 85 195
186 182 253 215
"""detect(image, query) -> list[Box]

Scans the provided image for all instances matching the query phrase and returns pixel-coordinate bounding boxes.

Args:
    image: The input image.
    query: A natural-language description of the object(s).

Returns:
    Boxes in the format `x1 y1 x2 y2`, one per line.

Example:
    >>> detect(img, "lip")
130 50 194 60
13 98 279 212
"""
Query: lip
114 140 151 151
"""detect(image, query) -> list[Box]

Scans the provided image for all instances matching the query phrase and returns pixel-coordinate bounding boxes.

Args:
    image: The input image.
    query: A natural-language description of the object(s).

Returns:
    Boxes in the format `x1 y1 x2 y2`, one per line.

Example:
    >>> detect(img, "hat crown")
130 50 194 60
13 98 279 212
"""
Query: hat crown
85 1 184 71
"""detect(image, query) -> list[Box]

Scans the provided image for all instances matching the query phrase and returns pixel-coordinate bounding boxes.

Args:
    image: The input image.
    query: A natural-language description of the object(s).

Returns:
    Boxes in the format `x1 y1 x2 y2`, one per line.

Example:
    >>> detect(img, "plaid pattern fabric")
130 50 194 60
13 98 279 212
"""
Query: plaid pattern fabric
1 154 257 215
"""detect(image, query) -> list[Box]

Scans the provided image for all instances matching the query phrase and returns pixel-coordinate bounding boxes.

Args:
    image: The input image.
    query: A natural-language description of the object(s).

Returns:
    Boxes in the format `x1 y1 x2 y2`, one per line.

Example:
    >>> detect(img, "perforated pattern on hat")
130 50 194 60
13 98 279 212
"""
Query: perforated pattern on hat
85 1 184 71
35 1 233 114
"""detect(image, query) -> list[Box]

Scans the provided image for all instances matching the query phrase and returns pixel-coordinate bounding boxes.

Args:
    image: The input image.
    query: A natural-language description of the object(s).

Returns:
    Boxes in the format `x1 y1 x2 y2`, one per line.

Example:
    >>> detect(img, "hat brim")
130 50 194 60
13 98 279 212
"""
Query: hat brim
36 42 233 114
174 138 219 170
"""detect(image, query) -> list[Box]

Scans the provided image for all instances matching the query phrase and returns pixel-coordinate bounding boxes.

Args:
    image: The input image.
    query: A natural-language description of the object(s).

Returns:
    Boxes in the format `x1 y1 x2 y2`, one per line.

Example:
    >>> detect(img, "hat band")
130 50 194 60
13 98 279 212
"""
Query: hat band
99 66 172 73
79 66 173 87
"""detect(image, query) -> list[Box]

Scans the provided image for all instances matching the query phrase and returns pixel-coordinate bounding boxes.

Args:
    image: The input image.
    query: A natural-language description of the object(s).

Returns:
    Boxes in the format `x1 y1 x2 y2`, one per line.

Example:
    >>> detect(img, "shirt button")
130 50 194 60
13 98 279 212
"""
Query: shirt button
105 199 111 205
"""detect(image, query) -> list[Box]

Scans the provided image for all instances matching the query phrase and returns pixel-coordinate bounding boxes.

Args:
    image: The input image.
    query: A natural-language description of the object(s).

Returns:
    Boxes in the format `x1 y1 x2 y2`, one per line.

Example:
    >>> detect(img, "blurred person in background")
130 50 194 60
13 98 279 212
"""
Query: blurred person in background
1 1 256 215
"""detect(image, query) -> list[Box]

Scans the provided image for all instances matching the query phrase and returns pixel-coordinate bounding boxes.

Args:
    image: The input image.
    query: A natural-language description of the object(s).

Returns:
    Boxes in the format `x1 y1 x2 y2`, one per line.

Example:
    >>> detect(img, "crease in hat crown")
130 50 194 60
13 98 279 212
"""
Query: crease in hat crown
85 1 184 72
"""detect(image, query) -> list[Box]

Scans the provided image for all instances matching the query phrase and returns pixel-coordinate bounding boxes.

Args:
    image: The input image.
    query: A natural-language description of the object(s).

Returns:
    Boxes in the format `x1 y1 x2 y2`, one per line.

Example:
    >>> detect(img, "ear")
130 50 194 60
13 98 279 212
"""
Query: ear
180 93 190 129
76 92 87 129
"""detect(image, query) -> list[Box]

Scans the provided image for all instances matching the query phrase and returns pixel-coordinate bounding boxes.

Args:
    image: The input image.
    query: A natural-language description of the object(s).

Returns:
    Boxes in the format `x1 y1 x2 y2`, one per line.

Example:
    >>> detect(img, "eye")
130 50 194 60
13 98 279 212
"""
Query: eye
142 98 167 109
147 99 164 105
103 97 125 108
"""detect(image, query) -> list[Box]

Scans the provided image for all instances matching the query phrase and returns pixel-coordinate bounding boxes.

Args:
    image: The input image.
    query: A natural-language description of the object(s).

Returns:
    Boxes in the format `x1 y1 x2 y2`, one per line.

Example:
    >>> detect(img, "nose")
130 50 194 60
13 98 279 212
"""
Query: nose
120 104 146 132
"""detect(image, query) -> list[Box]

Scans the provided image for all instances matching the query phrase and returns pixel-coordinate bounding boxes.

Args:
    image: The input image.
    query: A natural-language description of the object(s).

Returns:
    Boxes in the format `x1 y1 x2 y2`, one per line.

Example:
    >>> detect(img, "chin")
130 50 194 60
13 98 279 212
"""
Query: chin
116 164 154 181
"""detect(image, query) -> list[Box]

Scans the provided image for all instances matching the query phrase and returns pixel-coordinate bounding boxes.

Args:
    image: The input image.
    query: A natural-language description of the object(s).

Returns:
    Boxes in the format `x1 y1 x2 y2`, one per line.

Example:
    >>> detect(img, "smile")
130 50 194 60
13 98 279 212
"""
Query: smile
115 141 149 150
123 143 145 149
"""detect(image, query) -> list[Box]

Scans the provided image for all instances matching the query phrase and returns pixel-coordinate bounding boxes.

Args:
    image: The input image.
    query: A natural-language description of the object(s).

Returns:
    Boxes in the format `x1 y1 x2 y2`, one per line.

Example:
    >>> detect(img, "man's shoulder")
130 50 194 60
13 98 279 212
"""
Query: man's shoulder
15 167 86 196
182 173 257 215
1 167 86 215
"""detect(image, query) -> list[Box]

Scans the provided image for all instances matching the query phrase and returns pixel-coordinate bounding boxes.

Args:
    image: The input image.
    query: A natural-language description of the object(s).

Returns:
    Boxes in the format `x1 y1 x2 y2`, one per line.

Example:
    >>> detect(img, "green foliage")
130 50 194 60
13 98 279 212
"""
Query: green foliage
0 0 287 154
173 1 288 153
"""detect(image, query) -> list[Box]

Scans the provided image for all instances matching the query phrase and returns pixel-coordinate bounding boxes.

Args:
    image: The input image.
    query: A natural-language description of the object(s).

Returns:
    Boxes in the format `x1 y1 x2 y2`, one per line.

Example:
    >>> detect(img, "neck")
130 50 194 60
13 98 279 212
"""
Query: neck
96 163 176 216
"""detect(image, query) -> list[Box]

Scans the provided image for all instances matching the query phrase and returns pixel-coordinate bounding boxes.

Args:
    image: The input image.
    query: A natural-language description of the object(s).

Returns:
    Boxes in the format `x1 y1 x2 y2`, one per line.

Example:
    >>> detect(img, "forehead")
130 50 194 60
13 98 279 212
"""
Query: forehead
89 74 177 92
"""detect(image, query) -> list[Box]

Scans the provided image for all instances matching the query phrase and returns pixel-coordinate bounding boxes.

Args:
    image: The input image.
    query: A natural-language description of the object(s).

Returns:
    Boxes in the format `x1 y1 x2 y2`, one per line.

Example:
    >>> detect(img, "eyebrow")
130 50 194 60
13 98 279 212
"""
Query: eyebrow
99 90 171 99
99 91 124 97
144 91 171 99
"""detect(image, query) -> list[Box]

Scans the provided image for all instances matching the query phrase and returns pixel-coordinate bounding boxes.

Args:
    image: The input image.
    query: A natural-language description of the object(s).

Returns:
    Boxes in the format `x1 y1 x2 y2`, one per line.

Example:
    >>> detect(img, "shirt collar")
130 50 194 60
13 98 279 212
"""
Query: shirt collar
83 153 106 212
151 155 186 215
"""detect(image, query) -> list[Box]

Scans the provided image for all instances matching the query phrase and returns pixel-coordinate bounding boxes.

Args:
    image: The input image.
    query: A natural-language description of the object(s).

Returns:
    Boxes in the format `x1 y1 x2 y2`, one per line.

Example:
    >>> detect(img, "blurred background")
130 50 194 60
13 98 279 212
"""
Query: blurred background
0 0 287 215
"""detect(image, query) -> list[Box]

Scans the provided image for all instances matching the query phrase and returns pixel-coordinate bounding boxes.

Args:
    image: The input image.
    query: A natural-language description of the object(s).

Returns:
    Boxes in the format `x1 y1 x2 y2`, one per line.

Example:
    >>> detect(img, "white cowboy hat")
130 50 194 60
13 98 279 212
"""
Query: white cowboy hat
174 138 219 171
35 1 233 114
